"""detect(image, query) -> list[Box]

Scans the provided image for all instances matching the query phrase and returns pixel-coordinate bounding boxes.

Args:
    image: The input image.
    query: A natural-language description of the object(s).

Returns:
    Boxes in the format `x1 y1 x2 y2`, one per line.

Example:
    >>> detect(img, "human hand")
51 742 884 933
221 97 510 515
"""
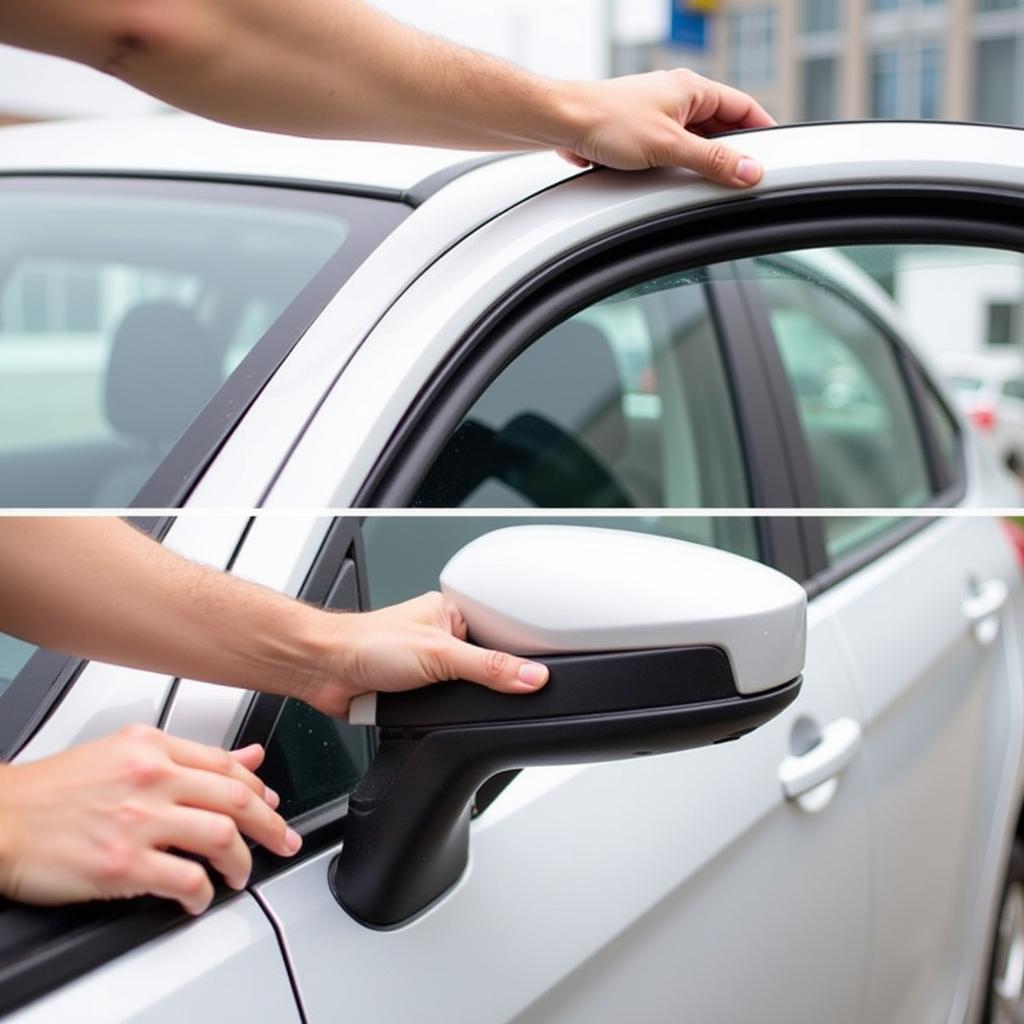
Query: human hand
0 726 300 915
299 592 550 718
555 68 775 186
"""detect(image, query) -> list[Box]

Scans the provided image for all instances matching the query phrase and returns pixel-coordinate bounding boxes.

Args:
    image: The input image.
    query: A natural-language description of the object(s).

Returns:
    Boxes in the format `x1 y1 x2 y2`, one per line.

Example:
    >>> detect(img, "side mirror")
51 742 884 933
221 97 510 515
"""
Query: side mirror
331 526 806 928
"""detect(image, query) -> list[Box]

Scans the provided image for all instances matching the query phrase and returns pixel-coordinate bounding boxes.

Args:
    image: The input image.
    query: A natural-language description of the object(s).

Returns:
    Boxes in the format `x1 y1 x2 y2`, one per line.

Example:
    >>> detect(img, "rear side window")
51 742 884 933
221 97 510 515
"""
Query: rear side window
0 180 398 509
412 269 751 510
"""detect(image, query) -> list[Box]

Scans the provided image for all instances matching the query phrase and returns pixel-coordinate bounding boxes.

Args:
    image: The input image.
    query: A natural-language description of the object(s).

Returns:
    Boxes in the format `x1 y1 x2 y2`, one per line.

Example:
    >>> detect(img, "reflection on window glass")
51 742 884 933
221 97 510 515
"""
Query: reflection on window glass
0 635 38 697
744 254 933 510
261 699 373 820
365 517 760 610
0 187 351 508
413 269 751 510
825 516 902 561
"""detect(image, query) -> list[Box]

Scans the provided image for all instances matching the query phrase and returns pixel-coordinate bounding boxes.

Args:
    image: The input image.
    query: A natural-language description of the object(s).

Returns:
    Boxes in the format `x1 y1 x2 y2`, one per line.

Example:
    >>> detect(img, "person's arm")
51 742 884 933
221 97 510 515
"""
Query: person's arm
0 0 773 187
0 728 298 914
0 518 548 718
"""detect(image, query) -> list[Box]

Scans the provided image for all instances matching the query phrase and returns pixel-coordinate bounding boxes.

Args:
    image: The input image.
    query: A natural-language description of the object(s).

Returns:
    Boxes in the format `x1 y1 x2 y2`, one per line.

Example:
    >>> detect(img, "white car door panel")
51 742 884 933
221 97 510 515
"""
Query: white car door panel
6 897 300 1024
827 516 1023 1023
257 569 870 1024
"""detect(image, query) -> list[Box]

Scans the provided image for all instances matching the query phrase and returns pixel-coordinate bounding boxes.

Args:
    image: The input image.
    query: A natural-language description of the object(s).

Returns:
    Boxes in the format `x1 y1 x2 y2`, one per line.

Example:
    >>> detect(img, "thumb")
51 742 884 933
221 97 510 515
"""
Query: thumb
675 132 763 188
439 638 550 694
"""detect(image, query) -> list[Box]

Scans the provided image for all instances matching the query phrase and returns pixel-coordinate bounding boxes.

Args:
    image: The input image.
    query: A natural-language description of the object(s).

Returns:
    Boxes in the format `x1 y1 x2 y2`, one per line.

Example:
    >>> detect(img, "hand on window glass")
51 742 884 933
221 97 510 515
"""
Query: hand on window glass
0 727 299 915
557 69 775 185
300 592 550 719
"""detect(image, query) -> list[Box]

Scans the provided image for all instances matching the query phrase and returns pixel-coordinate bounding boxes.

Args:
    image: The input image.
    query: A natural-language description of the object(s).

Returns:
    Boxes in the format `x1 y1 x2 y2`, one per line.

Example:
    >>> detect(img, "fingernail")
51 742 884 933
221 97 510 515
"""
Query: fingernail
736 158 762 185
517 663 548 688
264 786 280 808
285 828 302 854
229 874 249 891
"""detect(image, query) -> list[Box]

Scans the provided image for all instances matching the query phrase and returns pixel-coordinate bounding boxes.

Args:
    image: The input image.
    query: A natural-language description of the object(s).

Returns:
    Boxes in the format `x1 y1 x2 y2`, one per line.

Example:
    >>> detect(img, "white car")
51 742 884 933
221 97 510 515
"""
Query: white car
0 116 1021 513
941 352 1024 476
0 511 1023 1024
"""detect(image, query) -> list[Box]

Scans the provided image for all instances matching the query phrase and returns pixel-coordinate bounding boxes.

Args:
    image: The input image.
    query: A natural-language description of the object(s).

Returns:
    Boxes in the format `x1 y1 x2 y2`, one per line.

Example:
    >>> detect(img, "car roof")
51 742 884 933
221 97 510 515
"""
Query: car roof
0 113 501 196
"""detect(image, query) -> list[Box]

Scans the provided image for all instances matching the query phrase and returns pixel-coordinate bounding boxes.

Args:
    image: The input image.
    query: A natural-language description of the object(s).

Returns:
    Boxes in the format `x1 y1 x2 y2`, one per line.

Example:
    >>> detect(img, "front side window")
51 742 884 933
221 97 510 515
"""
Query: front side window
0 181 397 508
413 270 751 511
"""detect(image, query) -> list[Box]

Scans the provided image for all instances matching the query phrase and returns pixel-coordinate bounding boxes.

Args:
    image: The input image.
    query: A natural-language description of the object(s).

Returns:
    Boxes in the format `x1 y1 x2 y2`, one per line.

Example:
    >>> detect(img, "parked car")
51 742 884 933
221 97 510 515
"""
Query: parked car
940 351 1024 476
0 116 1021 513
0 512 1022 1024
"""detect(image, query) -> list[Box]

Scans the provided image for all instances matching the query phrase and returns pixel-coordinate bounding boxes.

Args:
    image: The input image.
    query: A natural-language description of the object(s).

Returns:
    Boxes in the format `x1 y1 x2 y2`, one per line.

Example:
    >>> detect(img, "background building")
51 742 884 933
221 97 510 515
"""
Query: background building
631 0 1024 127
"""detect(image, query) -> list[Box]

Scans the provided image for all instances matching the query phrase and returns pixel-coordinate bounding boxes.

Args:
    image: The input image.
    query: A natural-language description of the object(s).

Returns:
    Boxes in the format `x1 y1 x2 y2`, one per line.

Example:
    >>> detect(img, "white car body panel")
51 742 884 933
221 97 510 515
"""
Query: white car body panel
265 122 1024 508
5 896 300 1024
826 516 1022 1022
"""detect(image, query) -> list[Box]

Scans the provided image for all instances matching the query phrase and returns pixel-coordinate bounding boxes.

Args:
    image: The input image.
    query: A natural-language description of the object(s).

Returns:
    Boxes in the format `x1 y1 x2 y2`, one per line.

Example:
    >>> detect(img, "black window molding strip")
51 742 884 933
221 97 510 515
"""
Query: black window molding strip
356 183 1024 510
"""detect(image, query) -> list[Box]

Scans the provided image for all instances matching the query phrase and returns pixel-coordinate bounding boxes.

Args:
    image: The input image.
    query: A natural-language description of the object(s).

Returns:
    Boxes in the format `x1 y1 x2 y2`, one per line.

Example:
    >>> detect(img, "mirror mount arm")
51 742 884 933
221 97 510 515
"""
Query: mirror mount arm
330 667 802 929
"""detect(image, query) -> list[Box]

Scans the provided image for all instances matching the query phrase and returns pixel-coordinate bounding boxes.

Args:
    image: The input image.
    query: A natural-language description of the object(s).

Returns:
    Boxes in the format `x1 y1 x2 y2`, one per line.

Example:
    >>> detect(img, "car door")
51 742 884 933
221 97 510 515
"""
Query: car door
0 515 304 1024
245 513 871 1024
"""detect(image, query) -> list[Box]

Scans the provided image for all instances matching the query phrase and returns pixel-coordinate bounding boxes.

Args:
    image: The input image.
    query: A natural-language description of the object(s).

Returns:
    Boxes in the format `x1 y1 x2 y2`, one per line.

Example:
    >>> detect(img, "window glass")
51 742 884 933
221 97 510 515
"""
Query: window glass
412 270 751 510
727 8 778 90
1002 379 1024 401
747 255 933 523
871 43 944 118
801 57 839 121
801 0 840 32
987 302 1020 345
261 699 373 820
948 375 984 391
0 185 355 508
0 635 37 698
974 37 1019 125
921 382 963 484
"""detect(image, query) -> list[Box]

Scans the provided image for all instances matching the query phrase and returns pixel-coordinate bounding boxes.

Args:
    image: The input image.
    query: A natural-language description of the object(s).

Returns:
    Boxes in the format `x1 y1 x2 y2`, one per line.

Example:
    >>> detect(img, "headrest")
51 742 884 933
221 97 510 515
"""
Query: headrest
472 319 626 460
104 302 222 445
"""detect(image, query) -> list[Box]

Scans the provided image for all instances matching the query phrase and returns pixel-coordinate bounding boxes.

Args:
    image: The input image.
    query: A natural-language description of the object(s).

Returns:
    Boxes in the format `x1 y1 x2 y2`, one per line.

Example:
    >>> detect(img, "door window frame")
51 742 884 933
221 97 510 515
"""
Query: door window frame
357 184 1007 528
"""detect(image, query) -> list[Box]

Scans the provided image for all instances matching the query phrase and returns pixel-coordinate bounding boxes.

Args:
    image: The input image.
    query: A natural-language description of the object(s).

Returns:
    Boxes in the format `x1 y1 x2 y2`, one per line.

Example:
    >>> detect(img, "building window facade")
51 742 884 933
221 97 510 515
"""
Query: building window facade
727 7 778 90
801 56 840 120
870 43 944 117
802 0 840 32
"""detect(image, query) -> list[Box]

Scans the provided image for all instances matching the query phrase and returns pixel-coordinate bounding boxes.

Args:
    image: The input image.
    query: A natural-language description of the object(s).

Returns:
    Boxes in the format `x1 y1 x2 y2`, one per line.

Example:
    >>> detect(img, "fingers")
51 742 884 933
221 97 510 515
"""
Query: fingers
151 806 253 892
438 637 549 694
673 130 763 188
158 733 278 809
685 72 776 131
170 767 301 859
556 148 592 169
137 850 216 917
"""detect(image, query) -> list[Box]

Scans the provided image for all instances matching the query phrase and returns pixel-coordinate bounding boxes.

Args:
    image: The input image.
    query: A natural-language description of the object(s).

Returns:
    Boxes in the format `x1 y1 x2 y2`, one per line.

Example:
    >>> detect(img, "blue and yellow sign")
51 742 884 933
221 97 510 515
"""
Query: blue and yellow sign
670 0 715 49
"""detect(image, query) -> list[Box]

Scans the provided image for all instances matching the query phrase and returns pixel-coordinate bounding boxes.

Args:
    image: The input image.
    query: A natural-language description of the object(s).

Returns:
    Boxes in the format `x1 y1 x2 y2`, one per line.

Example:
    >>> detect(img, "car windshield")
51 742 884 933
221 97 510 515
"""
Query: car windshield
0 178 401 507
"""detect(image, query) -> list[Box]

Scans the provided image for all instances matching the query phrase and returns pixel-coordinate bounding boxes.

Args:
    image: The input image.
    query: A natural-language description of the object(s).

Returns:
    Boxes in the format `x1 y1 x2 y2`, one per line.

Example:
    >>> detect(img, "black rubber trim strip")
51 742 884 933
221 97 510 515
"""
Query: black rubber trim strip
0 517 175 762
375 646 737 729
356 183 1015 510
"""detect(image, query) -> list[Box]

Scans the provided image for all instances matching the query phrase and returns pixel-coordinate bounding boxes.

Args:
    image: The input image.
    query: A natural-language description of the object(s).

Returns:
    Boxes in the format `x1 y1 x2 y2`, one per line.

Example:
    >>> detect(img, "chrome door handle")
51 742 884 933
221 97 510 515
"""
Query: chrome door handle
963 579 1009 646
778 717 862 802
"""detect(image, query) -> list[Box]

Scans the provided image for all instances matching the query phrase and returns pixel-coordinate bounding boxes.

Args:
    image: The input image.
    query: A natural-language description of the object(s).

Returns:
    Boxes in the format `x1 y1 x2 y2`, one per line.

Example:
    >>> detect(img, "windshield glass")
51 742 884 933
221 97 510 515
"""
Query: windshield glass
0 179 401 507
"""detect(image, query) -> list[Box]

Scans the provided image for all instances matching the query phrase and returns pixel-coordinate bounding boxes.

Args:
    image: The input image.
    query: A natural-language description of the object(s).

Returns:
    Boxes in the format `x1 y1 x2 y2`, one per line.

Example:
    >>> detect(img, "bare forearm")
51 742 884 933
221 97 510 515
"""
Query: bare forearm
0 0 577 151
0 518 325 698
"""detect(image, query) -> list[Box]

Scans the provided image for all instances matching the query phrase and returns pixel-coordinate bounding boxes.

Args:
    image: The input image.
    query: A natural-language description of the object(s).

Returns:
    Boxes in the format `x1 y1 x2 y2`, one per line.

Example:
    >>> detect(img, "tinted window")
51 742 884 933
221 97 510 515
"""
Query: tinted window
0 181 391 508
413 270 751 510
259 559 372 820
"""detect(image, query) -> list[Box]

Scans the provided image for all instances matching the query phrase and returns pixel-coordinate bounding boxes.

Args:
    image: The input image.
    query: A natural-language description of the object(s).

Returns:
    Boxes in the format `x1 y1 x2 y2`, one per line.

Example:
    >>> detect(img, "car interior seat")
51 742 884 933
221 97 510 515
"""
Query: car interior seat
415 320 650 507
92 302 222 506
